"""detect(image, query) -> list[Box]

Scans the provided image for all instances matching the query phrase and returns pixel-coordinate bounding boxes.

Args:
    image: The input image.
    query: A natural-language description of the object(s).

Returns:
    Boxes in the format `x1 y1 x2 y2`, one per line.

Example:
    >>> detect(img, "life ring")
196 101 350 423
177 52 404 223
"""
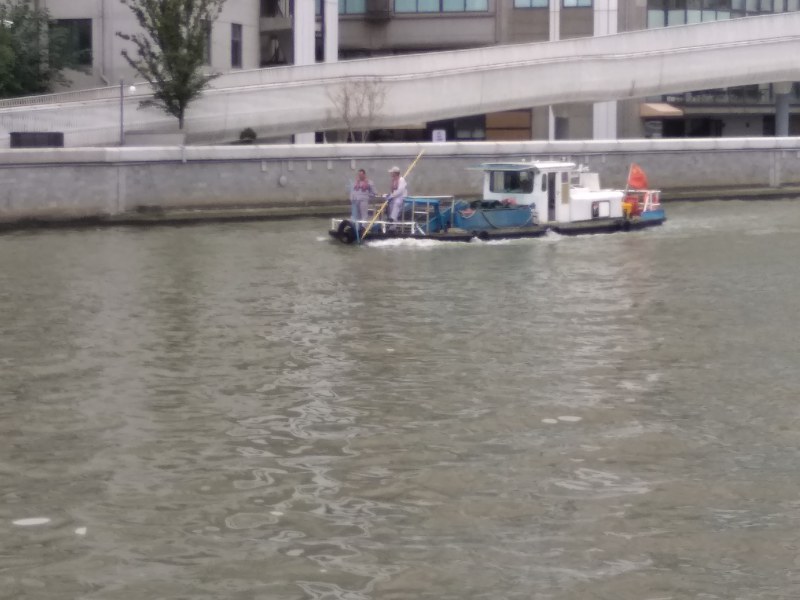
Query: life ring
337 219 357 244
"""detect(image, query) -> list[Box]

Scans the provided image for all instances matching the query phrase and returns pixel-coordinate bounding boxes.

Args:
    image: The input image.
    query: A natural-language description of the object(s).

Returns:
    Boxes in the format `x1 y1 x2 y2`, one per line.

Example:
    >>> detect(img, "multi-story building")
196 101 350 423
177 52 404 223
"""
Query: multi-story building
38 0 261 89
301 0 800 140
40 0 799 140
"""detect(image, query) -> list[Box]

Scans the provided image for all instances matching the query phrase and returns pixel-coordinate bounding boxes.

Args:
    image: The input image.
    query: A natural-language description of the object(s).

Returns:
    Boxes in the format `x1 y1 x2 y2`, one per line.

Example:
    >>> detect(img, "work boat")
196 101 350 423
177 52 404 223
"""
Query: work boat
329 161 665 244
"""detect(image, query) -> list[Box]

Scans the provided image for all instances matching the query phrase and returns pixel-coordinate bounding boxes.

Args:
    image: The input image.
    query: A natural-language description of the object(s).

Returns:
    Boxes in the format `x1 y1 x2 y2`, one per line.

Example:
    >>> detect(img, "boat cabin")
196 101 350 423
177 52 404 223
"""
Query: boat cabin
479 161 624 224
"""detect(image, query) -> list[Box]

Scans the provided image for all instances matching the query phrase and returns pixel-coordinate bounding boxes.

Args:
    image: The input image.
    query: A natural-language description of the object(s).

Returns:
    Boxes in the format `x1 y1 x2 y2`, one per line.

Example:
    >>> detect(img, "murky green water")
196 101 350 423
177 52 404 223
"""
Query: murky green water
2 200 800 599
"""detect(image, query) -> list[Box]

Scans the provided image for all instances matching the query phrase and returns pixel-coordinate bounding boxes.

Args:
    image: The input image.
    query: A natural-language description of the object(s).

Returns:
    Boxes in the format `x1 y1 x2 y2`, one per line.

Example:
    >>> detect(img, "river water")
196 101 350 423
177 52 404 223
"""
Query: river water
2 199 800 600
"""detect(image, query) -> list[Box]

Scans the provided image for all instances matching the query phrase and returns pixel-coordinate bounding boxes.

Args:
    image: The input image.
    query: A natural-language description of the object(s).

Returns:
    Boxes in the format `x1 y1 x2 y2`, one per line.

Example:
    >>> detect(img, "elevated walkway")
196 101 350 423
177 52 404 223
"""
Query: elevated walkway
1 13 799 147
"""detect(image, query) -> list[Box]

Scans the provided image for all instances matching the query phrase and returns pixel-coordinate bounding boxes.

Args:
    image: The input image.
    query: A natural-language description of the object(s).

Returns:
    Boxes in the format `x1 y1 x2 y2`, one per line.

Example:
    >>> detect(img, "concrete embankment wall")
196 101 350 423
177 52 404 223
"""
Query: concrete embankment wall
1 138 799 224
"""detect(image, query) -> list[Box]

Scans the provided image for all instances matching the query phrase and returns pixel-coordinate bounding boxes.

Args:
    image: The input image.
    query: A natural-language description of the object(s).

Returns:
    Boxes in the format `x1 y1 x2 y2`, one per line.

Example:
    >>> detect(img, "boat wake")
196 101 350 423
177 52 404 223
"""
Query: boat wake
366 238 469 249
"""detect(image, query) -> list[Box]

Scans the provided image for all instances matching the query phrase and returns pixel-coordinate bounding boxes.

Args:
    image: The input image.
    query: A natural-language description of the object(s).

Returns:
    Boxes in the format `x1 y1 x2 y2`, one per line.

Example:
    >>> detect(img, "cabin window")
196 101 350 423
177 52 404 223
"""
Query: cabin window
541 173 547 192
489 171 535 194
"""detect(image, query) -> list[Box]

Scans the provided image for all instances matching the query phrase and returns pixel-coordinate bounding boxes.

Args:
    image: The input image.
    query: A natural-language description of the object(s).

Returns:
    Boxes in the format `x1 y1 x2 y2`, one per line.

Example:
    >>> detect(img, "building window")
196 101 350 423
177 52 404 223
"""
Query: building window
395 0 489 12
648 0 798 26
340 0 367 12
454 115 485 139
202 20 212 65
262 0 286 17
231 23 242 68
51 19 92 66
563 0 592 6
515 0 549 7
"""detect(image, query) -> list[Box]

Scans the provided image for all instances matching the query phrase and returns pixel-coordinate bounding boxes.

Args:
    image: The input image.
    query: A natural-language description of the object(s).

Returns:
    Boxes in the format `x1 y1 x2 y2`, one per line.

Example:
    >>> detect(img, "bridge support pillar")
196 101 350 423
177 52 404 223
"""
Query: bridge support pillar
592 0 618 140
293 0 316 144
774 82 792 137
547 0 560 140
323 0 338 63
593 101 617 140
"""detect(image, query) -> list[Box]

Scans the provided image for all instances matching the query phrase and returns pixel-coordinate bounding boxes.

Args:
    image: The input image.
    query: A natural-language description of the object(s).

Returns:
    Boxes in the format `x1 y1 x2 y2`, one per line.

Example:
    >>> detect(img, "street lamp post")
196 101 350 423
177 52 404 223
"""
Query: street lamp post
119 79 136 146
119 79 124 146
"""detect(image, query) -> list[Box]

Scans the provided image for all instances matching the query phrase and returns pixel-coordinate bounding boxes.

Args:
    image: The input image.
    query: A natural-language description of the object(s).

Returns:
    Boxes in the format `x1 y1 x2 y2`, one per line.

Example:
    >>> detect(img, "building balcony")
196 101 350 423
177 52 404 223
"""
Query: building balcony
260 15 292 33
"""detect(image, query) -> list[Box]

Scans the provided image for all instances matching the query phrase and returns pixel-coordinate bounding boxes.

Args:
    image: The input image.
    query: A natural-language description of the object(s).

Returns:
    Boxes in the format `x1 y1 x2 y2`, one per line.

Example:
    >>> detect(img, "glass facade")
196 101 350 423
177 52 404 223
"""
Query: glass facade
394 0 489 12
647 0 799 27
339 0 367 13
514 0 549 7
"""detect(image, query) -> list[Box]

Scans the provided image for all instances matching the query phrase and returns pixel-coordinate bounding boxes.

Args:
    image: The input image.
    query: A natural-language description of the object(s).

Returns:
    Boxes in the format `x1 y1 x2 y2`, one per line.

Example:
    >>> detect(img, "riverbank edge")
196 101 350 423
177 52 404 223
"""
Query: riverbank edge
1 185 798 234
4 139 800 232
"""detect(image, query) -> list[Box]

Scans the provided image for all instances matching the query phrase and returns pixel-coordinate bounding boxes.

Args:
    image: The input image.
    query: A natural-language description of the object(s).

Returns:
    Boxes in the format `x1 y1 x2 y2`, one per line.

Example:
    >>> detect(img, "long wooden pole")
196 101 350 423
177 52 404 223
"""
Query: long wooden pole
359 149 425 243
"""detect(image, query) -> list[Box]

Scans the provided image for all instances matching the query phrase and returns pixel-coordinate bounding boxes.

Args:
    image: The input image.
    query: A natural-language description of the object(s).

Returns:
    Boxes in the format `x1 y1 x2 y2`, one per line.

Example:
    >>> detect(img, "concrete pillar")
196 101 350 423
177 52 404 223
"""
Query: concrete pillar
548 0 560 42
593 102 617 140
592 0 618 140
593 0 618 37
774 81 792 137
293 0 315 144
548 1 560 140
323 0 338 63
293 0 315 66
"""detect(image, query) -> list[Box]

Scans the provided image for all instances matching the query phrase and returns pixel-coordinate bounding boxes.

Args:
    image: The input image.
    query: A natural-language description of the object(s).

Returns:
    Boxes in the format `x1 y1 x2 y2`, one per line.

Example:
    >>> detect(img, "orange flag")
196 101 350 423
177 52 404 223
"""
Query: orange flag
627 163 648 190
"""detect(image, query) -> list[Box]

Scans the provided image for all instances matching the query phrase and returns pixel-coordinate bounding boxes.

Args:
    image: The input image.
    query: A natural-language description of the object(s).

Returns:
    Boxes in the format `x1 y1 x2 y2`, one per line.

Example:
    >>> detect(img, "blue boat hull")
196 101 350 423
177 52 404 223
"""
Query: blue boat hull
449 202 535 231
328 198 665 244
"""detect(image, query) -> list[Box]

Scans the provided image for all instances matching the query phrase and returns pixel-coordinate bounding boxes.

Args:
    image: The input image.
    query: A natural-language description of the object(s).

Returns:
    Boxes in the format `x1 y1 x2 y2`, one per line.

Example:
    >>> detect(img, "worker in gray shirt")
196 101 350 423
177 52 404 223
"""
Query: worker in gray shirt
350 168 377 223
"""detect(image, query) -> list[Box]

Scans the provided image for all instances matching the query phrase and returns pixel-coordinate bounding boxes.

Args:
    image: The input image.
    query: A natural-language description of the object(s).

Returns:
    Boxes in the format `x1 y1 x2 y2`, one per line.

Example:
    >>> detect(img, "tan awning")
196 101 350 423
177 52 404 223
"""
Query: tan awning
640 102 684 118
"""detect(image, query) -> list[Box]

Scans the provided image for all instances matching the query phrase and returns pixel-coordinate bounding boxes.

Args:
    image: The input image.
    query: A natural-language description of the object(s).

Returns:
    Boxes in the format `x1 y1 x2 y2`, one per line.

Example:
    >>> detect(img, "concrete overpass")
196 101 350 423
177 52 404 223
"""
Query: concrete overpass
1 12 799 147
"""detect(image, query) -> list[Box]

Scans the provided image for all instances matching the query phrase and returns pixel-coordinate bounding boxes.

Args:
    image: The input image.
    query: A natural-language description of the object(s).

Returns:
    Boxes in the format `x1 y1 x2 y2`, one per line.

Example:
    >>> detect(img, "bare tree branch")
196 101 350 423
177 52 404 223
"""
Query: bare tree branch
327 77 386 142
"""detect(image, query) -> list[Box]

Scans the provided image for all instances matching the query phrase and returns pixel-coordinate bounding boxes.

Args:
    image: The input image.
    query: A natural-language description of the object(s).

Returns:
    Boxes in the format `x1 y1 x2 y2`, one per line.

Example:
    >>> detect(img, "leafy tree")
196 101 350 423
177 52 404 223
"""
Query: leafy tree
0 0 78 98
117 0 226 130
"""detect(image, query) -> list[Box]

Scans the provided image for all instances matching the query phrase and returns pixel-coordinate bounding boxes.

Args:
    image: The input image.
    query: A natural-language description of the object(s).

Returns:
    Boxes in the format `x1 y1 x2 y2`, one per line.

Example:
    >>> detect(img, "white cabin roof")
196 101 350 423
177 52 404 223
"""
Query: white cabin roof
474 161 577 173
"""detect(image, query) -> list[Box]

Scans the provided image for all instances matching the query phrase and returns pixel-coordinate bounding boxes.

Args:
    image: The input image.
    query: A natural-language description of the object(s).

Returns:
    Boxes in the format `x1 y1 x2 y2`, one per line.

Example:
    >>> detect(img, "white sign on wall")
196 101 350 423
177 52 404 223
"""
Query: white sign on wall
432 129 447 142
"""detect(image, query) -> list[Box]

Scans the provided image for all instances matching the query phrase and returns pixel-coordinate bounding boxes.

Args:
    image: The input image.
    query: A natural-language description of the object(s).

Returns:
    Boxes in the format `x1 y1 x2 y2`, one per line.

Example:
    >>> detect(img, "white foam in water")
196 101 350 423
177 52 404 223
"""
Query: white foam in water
557 415 582 422
619 380 643 391
366 238 456 249
74 527 87 536
270 511 284 516
12 517 51 527
542 418 558 424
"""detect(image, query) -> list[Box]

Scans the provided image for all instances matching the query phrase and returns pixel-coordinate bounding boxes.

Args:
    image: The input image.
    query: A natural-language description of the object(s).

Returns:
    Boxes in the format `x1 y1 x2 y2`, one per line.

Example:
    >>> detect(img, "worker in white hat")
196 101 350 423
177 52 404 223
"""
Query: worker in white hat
384 166 408 230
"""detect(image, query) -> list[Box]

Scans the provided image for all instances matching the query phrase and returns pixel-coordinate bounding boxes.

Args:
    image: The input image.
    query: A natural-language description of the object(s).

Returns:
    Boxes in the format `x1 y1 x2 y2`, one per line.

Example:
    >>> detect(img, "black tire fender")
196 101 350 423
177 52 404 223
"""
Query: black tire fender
337 220 357 244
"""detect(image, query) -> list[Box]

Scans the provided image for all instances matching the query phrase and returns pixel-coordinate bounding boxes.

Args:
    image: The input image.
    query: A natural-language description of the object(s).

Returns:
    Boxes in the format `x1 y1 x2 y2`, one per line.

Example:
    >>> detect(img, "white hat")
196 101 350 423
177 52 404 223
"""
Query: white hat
388 166 401 174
